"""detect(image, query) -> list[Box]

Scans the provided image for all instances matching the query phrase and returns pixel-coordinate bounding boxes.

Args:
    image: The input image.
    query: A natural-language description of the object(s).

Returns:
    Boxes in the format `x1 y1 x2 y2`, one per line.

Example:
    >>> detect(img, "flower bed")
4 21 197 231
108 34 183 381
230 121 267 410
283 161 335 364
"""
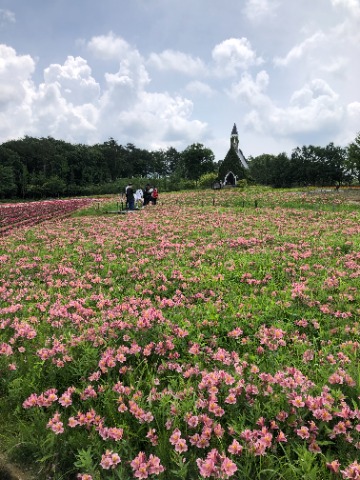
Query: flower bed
0 198 95 236
0 188 359 479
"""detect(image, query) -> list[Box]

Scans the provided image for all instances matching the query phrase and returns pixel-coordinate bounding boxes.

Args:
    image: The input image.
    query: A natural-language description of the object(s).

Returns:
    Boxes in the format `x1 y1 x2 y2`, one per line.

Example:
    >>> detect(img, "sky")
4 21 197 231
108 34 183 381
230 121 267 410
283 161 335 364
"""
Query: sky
1 0 360 162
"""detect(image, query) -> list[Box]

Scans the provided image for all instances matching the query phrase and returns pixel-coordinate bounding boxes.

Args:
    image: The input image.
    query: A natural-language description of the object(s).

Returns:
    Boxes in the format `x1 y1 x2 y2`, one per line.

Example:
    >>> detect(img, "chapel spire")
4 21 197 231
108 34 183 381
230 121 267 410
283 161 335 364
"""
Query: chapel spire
230 123 239 151
230 123 248 169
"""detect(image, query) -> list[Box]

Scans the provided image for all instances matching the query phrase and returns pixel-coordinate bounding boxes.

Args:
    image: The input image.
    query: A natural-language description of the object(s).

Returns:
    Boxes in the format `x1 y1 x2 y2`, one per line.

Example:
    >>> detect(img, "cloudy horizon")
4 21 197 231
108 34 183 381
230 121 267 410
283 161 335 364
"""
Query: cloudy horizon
1 0 359 161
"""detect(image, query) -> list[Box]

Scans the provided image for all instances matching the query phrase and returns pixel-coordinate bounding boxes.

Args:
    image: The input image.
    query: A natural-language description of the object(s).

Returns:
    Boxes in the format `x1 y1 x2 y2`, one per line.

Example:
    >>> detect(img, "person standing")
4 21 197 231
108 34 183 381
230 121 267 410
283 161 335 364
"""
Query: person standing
143 184 152 206
134 188 144 209
151 186 159 205
126 183 135 210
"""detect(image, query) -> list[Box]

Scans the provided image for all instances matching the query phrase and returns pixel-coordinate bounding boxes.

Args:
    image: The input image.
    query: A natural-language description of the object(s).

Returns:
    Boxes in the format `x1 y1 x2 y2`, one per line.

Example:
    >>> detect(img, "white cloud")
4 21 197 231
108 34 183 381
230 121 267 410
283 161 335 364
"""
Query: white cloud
0 9 15 28
243 0 279 22
185 80 215 96
274 31 326 67
148 50 206 76
342 101 360 142
112 91 208 150
347 101 360 119
0 44 35 96
212 38 263 76
331 0 360 17
43 56 100 105
0 44 35 138
227 70 270 108
88 31 137 61
0 41 210 152
1 0 359 161
319 56 348 74
88 32 150 91
242 77 344 139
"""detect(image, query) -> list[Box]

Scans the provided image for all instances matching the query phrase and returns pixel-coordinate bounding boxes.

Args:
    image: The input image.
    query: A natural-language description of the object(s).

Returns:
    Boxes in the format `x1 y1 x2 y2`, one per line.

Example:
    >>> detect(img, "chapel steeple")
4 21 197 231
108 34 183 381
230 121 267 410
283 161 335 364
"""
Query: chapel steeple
230 123 239 151
230 123 248 169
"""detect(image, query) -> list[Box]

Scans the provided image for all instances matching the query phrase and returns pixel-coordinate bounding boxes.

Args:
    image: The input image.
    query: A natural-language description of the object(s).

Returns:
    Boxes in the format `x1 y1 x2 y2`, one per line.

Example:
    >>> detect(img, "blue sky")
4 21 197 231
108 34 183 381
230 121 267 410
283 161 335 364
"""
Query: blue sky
1 0 360 161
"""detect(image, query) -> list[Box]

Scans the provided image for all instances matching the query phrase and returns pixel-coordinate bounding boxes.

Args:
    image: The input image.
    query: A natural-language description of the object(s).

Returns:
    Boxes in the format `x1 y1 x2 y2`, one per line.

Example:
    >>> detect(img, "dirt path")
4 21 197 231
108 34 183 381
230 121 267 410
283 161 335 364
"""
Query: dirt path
0 453 34 480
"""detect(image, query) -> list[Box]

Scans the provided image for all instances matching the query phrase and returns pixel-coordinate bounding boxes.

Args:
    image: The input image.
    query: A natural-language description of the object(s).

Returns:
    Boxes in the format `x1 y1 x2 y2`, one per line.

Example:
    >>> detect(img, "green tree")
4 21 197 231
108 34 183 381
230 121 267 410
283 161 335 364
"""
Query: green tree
0 145 27 197
198 172 219 189
181 143 215 181
248 153 290 187
0 164 17 198
42 175 67 197
347 131 360 183
291 144 349 187
248 154 276 185
323 143 349 187
163 147 182 176
271 153 292 187
98 138 127 180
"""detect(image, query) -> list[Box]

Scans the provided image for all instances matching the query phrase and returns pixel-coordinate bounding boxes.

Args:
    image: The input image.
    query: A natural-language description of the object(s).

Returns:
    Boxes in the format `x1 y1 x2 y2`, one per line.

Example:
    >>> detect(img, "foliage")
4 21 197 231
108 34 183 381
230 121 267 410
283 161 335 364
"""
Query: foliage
218 145 247 181
181 143 216 181
347 131 360 182
237 179 247 189
198 172 219 189
0 137 217 200
249 144 352 188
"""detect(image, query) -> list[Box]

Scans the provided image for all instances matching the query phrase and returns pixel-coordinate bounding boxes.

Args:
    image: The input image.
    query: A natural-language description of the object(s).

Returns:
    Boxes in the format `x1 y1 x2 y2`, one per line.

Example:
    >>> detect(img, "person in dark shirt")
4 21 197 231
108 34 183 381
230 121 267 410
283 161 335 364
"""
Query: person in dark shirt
126 183 135 210
143 184 152 206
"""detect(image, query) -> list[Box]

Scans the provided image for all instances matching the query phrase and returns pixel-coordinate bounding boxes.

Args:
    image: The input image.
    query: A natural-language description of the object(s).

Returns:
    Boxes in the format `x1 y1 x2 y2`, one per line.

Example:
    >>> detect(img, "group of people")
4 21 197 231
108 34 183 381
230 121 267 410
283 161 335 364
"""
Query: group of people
124 183 159 210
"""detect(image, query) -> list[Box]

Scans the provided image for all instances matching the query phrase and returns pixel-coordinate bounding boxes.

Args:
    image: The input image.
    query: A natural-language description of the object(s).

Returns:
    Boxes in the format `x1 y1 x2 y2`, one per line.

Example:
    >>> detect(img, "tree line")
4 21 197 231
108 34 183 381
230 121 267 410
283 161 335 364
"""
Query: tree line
0 136 216 199
0 133 360 199
248 143 347 188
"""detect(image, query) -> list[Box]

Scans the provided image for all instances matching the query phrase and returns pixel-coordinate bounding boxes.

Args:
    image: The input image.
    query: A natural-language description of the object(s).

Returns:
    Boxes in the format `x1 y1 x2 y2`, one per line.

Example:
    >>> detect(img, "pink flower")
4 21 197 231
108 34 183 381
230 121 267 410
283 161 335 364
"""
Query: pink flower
308 442 321 453
130 452 164 478
174 438 188 453
100 450 121 470
228 439 243 455
290 396 305 408
196 457 216 478
146 428 158 446
326 460 341 473
296 426 310 439
225 393 237 404
341 461 360 479
221 457 238 477
276 431 287 443
148 454 165 475
47 412 64 435
100 456 112 470
169 428 182 445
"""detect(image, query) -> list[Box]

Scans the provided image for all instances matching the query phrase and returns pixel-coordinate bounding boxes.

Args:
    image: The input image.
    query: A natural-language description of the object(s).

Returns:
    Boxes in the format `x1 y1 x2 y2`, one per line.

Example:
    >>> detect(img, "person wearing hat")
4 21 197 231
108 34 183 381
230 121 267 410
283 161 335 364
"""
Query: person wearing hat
125 183 135 210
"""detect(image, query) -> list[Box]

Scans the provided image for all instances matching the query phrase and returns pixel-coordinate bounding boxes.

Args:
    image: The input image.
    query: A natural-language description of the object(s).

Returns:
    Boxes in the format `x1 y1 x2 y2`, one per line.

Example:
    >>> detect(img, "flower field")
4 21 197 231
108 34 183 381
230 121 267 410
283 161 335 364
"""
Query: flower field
0 188 360 480
0 198 96 236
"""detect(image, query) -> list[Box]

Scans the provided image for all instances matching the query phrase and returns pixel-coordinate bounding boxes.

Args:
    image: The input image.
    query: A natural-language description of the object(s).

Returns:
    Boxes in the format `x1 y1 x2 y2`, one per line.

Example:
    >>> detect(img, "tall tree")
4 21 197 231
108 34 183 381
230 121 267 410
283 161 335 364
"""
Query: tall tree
248 154 276 185
163 147 182 176
181 143 215 181
347 132 360 183
0 164 17 198
323 143 349 187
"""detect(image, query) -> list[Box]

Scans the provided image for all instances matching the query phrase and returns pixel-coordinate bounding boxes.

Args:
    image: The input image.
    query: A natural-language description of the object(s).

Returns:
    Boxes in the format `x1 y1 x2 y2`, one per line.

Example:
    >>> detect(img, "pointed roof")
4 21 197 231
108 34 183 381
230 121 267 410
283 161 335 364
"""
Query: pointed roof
229 123 249 169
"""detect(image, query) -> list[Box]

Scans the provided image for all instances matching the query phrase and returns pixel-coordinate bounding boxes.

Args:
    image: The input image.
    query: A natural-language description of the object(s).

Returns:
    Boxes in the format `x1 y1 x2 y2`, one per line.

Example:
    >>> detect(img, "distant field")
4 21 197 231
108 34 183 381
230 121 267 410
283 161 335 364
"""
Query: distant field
1 187 359 480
